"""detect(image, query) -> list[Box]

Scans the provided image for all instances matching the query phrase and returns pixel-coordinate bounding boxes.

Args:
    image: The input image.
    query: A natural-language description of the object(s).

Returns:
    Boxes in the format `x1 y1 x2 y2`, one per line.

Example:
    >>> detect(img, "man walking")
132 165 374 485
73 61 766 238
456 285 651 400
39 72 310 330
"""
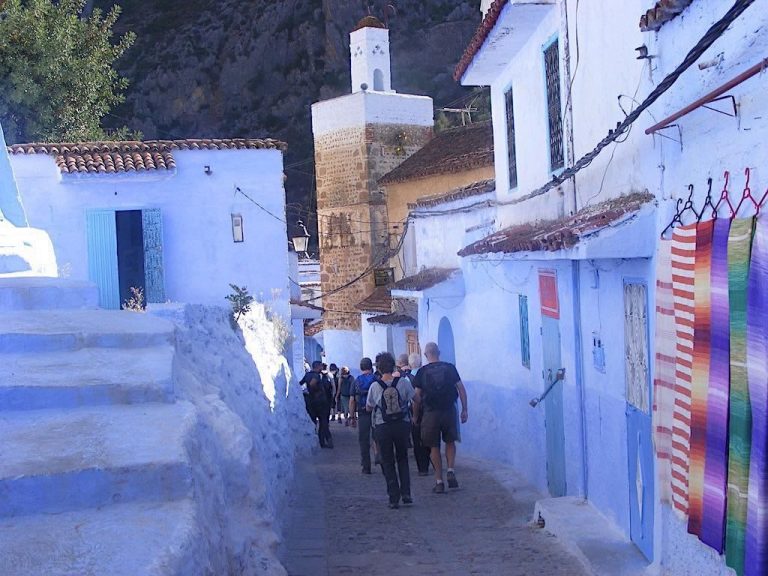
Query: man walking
367 352 415 508
300 361 334 448
336 366 354 425
402 353 431 476
349 358 378 473
412 342 468 493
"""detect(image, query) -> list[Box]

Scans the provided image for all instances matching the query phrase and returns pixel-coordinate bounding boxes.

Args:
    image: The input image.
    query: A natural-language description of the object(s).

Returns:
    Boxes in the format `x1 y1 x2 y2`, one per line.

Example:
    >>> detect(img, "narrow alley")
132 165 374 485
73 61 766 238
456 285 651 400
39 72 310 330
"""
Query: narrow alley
281 424 588 576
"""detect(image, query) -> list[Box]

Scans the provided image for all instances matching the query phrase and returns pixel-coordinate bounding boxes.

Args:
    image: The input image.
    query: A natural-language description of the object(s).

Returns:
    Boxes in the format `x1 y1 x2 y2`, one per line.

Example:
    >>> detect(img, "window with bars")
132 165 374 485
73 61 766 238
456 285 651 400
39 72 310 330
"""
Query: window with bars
519 295 530 368
505 87 518 190
543 39 564 172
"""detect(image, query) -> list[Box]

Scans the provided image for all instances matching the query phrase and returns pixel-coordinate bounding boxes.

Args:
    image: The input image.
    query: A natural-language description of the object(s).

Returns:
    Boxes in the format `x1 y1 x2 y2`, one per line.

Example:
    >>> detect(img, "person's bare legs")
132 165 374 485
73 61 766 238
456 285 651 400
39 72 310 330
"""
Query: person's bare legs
431 446 443 482
445 441 456 470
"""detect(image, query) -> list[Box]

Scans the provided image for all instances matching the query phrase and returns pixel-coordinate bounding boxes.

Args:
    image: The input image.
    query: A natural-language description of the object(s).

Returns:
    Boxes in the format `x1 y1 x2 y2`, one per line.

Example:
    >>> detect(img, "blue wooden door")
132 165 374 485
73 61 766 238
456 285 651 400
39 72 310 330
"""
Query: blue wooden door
438 316 456 364
539 270 566 497
141 208 165 303
86 209 120 309
624 281 654 561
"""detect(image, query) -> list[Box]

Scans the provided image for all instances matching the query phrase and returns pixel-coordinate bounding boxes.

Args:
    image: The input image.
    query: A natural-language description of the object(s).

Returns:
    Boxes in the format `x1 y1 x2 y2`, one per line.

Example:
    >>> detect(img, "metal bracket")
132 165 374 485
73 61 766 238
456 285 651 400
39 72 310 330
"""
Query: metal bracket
700 94 738 118
652 123 683 151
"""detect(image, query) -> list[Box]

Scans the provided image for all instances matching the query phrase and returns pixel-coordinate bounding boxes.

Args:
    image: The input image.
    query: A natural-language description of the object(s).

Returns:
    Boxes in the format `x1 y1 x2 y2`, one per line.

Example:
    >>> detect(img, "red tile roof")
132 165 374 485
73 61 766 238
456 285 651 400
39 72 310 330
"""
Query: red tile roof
392 267 459 292
366 313 417 326
379 121 494 185
453 0 507 82
291 299 325 312
355 286 392 313
8 138 287 175
414 179 495 209
458 192 654 257
304 319 324 337
353 16 386 31
639 0 693 32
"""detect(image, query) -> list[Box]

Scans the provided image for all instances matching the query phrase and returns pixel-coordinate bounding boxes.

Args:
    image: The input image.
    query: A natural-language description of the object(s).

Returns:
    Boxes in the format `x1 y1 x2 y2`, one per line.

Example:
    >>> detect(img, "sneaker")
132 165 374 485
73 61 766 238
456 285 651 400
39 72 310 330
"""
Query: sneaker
418 470 430 477
432 482 446 494
447 471 458 489
402 496 413 505
388 501 400 509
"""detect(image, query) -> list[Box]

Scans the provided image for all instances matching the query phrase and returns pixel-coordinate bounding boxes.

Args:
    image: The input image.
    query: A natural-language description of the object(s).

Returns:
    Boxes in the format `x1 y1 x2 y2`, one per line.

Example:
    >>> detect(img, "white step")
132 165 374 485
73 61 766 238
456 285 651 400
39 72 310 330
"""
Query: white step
0 402 196 517
0 347 175 411
0 500 200 576
0 310 175 353
0 277 99 310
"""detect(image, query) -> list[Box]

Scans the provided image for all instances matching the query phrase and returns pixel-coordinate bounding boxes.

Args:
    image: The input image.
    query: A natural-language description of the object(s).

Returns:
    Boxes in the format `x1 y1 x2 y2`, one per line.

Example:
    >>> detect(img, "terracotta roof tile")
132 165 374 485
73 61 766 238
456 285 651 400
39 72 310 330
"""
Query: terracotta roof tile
304 319 324 337
458 192 655 257
379 121 493 185
353 15 386 31
291 299 325 312
355 286 392 313
8 138 287 175
415 179 495 208
454 0 507 82
639 0 693 32
366 313 417 326
392 268 459 292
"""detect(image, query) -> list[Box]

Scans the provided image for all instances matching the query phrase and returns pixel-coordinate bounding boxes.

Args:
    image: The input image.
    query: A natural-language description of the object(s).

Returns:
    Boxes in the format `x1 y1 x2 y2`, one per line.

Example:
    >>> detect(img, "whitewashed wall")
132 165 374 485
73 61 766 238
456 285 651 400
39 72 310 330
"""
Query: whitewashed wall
11 148 289 312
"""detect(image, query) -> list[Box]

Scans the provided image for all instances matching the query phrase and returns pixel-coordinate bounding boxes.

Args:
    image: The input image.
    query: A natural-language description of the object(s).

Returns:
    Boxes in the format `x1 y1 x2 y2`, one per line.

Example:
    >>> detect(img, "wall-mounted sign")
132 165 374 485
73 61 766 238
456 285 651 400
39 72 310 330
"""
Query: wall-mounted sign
538 269 559 319
374 267 394 287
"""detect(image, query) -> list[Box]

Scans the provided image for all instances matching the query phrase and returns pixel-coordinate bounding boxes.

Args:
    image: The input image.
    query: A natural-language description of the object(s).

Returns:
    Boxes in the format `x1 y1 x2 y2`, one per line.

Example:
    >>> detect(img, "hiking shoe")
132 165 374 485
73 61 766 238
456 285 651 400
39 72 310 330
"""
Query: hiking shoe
447 471 458 488
418 470 430 477
388 501 400 509
402 496 413 505
432 482 446 494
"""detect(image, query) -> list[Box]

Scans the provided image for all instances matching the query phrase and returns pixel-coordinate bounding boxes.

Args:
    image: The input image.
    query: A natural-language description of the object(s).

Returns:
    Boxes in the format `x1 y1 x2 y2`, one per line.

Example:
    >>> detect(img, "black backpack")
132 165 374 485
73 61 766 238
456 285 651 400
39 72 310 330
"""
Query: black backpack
423 363 459 409
378 377 406 423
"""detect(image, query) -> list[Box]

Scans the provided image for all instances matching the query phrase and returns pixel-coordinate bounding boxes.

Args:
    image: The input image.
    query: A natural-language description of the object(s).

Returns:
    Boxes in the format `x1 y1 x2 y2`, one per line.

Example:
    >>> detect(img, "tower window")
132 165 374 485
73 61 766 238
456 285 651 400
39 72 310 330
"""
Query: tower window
373 69 384 91
544 38 564 172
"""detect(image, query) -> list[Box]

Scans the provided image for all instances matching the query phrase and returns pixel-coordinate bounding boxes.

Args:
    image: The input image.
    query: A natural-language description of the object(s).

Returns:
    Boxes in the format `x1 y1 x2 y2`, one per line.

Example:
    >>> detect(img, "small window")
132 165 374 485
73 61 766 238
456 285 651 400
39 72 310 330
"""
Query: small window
519 295 530 368
231 214 244 243
544 39 564 171
624 282 649 413
505 87 518 189
373 69 384 91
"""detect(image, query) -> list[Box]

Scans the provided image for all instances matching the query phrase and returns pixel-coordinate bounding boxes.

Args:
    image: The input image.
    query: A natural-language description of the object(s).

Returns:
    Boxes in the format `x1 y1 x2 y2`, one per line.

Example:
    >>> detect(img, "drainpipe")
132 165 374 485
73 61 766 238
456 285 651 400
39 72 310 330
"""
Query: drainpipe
563 0 589 501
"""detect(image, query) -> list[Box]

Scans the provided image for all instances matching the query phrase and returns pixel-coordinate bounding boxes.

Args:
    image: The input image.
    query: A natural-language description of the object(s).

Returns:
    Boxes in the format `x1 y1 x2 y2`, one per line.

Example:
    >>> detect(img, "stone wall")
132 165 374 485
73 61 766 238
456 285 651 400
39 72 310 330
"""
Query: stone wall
315 122 432 331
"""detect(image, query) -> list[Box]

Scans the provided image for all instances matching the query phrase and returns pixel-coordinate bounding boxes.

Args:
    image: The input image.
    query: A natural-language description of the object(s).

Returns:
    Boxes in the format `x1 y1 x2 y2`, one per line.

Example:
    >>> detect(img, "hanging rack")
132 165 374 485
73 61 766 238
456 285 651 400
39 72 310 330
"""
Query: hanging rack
734 167 758 217
698 178 717 223
661 198 685 239
715 170 735 219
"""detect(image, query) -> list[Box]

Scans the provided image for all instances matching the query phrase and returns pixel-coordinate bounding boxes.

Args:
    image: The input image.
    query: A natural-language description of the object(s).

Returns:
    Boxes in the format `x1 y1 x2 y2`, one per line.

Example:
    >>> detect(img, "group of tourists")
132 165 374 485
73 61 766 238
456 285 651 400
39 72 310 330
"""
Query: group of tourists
300 342 469 508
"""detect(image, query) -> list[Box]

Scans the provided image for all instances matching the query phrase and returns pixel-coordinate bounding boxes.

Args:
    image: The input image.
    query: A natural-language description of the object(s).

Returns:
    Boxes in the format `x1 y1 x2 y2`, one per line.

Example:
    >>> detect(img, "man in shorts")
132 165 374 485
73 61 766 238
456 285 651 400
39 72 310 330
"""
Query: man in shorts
412 342 468 493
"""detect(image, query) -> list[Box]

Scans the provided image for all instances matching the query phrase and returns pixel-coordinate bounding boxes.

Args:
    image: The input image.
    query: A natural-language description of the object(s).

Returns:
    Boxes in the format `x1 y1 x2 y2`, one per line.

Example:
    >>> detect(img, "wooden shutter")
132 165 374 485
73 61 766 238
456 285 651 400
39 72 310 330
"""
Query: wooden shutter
142 208 166 304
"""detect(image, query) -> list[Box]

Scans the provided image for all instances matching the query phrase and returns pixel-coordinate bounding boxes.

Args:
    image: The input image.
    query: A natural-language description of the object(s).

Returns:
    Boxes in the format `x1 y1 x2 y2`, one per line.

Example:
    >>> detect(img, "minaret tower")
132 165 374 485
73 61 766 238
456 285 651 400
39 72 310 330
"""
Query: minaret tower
311 16 433 369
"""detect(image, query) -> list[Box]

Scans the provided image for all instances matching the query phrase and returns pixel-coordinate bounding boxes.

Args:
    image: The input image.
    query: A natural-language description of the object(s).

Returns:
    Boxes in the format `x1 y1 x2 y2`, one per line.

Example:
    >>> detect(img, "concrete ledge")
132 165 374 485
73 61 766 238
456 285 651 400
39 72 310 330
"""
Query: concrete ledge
534 496 654 576
0 277 99 310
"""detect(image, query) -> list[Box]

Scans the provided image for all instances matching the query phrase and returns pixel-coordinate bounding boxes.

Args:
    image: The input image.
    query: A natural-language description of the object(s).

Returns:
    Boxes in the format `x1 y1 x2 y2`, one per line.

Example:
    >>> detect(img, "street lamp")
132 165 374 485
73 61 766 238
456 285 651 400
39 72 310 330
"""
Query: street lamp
292 220 310 257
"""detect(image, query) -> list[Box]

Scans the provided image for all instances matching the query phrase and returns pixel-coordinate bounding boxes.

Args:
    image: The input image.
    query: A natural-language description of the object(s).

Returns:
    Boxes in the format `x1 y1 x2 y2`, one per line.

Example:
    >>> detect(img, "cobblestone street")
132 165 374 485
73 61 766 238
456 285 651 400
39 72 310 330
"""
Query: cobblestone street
281 423 589 576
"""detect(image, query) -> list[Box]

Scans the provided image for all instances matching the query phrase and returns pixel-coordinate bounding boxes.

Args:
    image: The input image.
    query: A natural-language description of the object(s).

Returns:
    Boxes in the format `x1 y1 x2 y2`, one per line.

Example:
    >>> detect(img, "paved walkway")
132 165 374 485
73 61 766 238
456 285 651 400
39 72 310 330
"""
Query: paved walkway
281 422 589 576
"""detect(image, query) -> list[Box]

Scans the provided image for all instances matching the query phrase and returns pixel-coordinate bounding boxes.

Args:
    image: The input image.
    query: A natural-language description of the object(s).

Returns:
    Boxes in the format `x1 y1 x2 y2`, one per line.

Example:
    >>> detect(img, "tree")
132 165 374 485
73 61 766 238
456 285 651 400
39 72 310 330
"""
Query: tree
0 0 135 144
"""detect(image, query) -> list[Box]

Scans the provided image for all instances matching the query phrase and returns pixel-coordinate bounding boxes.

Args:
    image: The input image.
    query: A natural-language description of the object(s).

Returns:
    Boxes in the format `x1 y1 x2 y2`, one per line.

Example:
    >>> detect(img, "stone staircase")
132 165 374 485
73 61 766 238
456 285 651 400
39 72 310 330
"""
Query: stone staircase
0 277 200 576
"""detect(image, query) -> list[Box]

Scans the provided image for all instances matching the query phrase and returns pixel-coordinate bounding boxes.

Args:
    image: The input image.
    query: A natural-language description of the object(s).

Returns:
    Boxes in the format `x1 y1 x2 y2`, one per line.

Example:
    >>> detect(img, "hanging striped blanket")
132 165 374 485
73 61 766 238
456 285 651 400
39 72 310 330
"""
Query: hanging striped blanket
745 217 768 576
671 223 698 517
654 239 677 503
726 217 755 576
688 220 714 536
700 218 732 551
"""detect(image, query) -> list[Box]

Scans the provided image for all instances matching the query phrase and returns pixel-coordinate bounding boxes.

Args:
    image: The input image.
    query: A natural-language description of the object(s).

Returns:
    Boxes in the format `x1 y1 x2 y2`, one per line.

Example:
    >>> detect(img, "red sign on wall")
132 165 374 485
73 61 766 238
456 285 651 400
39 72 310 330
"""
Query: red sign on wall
538 269 560 319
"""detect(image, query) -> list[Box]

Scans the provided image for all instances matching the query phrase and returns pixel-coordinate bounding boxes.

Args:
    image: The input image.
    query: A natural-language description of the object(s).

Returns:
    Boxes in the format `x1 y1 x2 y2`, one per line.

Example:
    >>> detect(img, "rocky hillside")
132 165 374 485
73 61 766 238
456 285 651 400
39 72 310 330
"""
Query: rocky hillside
95 0 483 220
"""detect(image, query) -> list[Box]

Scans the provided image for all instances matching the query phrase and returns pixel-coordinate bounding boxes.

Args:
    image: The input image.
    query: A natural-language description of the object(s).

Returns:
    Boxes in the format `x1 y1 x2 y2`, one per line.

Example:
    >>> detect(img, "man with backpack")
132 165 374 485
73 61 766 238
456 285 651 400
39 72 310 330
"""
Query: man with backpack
412 342 468 494
366 351 415 508
336 366 354 425
399 353 431 476
300 361 334 449
349 357 379 474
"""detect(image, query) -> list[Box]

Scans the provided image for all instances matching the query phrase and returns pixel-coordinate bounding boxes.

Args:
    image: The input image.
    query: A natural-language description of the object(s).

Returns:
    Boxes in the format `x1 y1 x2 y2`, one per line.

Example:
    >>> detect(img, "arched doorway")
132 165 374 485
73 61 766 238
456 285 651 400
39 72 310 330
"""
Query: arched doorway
437 316 455 364
373 69 385 91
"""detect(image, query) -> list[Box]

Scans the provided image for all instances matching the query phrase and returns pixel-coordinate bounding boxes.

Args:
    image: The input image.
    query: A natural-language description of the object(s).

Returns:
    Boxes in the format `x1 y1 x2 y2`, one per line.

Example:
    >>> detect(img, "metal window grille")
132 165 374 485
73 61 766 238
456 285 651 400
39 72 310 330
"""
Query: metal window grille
544 40 564 171
624 283 649 413
519 295 530 368
505 87 518 189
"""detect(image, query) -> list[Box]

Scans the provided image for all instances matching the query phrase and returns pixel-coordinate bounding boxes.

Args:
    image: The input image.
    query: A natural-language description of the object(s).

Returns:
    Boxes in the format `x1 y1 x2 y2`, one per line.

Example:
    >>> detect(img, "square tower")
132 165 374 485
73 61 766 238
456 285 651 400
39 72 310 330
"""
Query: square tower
311 16 433 369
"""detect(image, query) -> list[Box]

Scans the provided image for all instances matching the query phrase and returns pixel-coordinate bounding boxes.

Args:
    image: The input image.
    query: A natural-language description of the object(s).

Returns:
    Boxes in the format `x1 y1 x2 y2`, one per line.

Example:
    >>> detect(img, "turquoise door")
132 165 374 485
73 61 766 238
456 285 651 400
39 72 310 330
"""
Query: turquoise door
142 208 166 303
539 269 567 497
624 281 654 561
86 209 120 309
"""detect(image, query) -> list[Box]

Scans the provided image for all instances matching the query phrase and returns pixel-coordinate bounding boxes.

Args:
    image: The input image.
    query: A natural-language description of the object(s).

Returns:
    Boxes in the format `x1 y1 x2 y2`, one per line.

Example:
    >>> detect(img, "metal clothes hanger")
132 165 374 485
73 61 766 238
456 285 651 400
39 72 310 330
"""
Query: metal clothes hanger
757 187 768 217
661 198 685 239
698 178 717 223
679 184 700 223
715 170 735 219
734 167 758 217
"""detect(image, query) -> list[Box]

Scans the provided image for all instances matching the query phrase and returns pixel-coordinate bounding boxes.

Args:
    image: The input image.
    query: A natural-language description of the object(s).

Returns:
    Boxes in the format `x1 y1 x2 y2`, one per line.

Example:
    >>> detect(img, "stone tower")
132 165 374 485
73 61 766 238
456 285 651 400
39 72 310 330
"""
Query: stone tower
311 16 433 369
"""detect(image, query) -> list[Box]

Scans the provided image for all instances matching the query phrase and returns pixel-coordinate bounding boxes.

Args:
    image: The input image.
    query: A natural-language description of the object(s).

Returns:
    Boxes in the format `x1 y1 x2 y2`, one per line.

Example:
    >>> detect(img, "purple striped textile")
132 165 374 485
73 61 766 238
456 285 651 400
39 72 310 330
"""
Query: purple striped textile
701 218 732 552
745 217 768 576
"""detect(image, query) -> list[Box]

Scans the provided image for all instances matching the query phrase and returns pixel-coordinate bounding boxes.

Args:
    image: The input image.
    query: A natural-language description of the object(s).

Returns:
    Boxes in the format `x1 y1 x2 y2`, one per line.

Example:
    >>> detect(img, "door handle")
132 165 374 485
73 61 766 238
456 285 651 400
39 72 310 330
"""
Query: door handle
529 368 566 407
